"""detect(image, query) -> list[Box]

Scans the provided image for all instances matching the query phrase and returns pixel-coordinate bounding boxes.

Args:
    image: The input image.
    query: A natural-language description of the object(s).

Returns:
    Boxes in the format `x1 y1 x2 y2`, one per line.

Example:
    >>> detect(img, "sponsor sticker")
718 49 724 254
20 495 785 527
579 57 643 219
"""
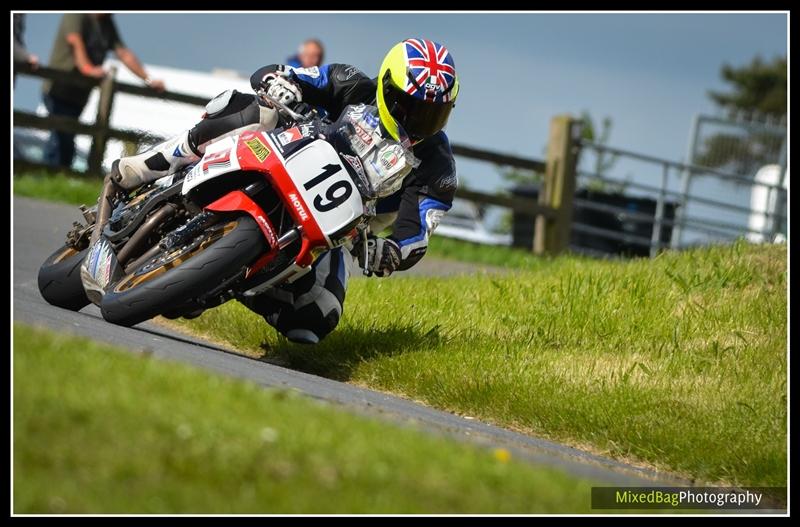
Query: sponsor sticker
342 154 365 178
424 75 443 95
277 127 303 146
244 136 271 163
255 214 278 247
380 149 399 170
353 123 372 146
362 112 379 128
345 104 366 122
288 192 309 221
202 149 232 173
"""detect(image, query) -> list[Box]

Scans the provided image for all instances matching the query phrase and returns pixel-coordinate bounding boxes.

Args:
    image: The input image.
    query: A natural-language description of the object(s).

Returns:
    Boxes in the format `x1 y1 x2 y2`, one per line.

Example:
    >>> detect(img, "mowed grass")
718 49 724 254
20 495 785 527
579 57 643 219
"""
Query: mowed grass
425 235 552 269
170 241 788 488
13 323 600 514
14 172 102 206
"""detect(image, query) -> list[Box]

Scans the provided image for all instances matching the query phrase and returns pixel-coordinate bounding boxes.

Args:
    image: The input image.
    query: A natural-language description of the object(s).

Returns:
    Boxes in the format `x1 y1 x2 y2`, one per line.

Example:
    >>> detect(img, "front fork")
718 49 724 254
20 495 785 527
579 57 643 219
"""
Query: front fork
89 175 124 245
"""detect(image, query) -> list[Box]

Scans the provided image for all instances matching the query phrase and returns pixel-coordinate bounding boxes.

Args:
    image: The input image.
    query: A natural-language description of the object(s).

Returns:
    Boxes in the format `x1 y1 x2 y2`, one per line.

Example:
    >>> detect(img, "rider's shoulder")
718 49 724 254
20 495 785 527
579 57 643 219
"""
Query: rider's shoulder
327 64 370 83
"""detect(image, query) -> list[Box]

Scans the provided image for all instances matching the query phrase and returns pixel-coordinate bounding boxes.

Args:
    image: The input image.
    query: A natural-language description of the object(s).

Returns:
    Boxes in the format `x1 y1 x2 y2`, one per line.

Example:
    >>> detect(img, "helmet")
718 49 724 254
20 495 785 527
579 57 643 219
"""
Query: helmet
377 38 459 144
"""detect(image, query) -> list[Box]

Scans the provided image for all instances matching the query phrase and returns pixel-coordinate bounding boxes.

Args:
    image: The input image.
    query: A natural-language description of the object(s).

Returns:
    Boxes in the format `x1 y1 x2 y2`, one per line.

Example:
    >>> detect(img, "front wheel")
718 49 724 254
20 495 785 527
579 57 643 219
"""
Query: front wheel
100 215 266 327
38 246 91 311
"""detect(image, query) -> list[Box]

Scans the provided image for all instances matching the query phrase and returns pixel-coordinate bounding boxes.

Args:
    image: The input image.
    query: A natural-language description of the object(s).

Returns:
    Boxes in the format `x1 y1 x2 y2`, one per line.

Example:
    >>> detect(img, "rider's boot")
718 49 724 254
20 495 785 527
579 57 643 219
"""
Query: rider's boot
109 129 201 191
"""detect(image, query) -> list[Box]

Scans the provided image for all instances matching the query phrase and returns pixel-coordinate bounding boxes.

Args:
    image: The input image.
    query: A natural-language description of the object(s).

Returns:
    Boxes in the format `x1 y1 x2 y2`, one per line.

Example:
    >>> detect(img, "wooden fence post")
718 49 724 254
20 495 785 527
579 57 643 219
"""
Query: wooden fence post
87 66 117 176
534 114 580 255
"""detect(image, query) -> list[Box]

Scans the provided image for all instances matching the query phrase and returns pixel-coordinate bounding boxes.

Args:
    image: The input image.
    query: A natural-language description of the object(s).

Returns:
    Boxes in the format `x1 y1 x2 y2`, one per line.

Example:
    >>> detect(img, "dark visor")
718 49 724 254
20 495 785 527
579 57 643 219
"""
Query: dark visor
383 74 454 141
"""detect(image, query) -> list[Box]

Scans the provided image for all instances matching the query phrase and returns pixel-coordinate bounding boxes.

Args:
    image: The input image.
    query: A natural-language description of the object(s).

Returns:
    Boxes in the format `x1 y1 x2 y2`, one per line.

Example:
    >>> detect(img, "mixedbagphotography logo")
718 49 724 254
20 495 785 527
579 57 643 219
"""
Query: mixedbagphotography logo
591 487 787 510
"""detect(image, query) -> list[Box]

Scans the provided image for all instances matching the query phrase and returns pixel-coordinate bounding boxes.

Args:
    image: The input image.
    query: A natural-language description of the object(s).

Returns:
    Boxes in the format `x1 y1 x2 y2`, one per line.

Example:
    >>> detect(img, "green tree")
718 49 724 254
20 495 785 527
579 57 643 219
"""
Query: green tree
695 55 786 175
708 55 787 117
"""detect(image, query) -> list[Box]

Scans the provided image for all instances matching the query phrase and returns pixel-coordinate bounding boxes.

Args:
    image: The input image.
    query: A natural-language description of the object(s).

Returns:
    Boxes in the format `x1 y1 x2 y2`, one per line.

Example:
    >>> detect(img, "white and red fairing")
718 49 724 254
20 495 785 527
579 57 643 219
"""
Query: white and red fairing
180 131 363 277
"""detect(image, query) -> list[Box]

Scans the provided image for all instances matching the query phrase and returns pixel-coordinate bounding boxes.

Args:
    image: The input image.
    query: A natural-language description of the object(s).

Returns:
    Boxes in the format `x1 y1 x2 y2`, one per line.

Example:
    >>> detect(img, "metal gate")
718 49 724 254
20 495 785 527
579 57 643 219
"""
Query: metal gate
671 110 787 248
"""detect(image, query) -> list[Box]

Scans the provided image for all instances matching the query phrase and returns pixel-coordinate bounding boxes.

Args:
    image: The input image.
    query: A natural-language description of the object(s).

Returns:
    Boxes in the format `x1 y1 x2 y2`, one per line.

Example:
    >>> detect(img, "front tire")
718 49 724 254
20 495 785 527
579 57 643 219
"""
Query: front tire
37 246 91 311
100 215 266 327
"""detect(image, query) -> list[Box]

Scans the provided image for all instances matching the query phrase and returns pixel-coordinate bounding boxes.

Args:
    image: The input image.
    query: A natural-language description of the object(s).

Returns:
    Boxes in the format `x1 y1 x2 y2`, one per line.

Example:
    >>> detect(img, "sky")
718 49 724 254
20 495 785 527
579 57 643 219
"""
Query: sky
12 12 788 194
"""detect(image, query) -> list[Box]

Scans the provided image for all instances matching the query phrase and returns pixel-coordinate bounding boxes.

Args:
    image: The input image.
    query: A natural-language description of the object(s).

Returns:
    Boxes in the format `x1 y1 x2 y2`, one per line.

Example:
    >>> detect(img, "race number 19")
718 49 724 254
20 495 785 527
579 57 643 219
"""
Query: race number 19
304 163 353 212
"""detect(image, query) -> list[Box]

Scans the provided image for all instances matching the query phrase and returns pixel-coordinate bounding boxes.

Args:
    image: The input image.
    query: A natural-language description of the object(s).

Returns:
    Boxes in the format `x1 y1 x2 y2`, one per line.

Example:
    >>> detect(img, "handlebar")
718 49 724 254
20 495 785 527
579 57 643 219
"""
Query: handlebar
255 88 309 123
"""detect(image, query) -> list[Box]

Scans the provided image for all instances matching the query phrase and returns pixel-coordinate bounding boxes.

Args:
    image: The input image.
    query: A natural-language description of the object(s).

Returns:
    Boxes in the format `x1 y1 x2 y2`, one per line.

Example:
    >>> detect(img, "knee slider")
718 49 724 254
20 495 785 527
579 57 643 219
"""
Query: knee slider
204 89 237 118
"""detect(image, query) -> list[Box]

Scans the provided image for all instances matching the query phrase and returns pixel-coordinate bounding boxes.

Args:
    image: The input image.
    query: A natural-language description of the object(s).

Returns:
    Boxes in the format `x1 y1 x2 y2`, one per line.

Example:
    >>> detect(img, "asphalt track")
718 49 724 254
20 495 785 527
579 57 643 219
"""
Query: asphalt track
14 195 690 489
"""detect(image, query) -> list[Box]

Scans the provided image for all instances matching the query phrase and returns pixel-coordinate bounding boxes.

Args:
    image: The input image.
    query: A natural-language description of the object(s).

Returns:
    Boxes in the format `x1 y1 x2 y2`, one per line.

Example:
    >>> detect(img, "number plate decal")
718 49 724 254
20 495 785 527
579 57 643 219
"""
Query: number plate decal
283 141 363 238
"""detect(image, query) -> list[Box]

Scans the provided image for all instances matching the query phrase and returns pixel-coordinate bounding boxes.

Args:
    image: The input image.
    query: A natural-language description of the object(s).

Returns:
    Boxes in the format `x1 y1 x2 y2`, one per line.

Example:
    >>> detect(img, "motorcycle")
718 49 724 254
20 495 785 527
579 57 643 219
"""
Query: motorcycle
37 92 413 327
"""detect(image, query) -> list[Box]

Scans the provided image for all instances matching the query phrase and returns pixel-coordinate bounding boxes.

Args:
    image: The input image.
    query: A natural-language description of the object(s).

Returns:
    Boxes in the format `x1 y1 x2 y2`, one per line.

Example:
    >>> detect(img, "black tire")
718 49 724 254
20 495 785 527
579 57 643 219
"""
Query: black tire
100 215 266 327
37 246 91 311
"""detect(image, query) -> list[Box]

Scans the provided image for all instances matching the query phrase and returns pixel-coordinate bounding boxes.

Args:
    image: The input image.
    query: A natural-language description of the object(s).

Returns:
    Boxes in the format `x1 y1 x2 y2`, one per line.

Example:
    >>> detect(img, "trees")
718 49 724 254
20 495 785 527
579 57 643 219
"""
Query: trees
694 55 786 175
708 55 787 117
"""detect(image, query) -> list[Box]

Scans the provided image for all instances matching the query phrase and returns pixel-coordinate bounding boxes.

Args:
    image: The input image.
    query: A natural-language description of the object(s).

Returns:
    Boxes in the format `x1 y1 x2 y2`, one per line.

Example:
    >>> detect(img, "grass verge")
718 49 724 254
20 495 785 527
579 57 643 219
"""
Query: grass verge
14 171 102 206
14 323 600 514
170 241 787 488
425 235 552 269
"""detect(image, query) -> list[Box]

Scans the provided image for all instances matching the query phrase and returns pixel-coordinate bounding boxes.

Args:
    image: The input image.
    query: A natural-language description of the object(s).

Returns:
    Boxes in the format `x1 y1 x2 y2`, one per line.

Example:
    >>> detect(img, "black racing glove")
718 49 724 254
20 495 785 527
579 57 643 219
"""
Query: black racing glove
357 236 401 277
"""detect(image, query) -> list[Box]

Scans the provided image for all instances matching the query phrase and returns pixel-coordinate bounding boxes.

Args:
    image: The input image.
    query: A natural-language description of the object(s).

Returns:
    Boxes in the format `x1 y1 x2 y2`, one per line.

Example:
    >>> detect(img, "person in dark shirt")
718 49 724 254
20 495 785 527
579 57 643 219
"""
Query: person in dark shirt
93 38 459 344
41 13 165 169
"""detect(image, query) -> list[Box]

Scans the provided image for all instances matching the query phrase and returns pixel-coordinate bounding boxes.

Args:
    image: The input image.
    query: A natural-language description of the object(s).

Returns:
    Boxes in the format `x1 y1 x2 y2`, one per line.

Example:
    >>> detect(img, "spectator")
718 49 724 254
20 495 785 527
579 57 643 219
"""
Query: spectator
286 38 325 69
14 14 39 83
41 13 165 169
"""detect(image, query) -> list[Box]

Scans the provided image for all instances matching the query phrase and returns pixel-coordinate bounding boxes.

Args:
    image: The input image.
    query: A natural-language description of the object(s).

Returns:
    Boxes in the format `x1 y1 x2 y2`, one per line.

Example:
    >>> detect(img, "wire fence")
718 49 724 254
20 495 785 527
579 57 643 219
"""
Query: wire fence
577 138 787 257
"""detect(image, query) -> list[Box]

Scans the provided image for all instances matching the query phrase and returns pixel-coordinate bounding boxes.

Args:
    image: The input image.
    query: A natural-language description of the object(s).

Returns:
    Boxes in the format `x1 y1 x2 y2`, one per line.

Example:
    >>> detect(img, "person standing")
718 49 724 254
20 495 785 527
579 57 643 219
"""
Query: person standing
41 13 165 169
13 13 39 83
286 38 325 69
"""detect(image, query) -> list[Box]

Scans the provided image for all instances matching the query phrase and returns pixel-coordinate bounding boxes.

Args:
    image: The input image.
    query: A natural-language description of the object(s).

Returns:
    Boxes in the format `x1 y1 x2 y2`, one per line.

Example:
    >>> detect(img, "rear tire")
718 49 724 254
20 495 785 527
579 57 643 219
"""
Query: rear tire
37 246 91 311
101 215 266 327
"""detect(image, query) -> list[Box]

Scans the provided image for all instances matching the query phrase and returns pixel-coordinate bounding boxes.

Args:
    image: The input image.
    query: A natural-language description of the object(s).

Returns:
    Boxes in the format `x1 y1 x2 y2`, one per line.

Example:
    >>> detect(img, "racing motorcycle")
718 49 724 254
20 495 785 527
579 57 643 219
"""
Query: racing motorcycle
37 92 414 327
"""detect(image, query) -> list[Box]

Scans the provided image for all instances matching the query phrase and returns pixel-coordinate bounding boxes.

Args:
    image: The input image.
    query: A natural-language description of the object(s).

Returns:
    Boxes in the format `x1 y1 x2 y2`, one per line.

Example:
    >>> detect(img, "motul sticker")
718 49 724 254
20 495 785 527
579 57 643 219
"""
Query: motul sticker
244 136 271 162
353 123 372 146
288 192 309 221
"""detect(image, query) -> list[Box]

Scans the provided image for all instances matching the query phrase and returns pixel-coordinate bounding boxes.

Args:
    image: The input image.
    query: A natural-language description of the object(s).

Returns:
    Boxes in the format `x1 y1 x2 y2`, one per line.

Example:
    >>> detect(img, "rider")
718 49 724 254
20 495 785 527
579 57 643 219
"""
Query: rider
89 38 459 344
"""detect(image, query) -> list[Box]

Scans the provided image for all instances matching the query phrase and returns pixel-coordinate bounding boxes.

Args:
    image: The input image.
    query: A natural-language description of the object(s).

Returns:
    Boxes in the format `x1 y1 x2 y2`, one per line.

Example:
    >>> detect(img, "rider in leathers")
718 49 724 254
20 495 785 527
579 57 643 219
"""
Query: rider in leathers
87 38 460 344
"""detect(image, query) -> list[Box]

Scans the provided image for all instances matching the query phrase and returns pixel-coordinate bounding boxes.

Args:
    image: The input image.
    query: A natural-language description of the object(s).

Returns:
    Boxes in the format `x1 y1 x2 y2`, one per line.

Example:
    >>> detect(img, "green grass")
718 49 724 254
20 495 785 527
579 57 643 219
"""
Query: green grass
13 172 787 488
425 235 553 269
170 240 787 488
14 171 102 206
14 323 601 514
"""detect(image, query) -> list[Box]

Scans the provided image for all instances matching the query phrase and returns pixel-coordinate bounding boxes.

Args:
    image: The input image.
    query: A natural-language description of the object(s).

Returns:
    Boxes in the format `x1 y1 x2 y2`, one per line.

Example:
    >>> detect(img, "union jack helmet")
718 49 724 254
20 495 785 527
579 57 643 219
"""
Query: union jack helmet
377 38 459 144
